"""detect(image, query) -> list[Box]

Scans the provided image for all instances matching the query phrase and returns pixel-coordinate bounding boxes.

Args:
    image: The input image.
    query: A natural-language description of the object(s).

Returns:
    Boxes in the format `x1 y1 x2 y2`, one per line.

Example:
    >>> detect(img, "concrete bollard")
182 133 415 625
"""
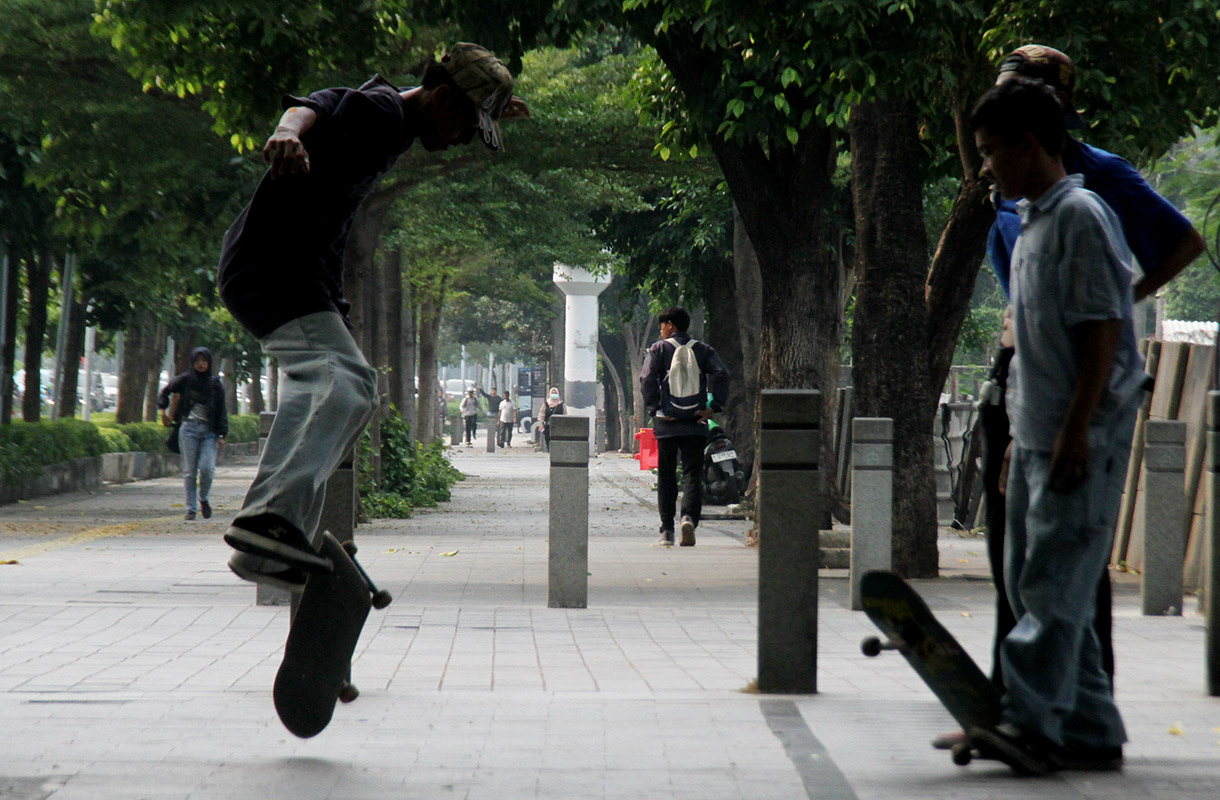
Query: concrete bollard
850 417 893 611
257 443 358 607
756 389 823 694
318 446 358 547
486 420 496 453
1206 393 1220 695
259 411 276 456
451 415 461 446
255 411 289 606
548 414 590 609
1140 420 1187 616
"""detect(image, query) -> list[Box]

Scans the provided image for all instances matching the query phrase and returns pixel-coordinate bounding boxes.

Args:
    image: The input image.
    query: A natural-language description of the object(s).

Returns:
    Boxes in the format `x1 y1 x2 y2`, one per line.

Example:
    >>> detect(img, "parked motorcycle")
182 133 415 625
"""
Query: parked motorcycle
702 426 744 505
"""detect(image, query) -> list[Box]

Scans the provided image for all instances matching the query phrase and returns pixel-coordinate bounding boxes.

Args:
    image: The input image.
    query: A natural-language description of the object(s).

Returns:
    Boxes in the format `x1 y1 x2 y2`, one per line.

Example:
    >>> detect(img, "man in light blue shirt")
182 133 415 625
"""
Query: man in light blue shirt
968 78 1140 775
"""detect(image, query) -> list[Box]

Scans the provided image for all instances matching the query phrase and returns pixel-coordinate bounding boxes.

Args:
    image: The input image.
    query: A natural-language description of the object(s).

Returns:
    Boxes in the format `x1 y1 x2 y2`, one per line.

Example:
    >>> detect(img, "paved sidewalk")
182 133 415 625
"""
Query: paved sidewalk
0 444 1217 799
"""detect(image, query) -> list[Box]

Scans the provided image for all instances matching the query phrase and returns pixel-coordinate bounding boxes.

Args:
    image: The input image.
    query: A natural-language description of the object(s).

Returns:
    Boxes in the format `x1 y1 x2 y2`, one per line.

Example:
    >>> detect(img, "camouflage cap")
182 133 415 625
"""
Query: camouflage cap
442 42 515 150
996 45 1084 129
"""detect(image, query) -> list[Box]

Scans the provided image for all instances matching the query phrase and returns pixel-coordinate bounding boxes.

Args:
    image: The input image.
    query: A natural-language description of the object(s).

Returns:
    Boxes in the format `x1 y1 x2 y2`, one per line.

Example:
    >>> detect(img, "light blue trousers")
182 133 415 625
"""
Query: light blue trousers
1001 405 1137 750
179 420 217 513
234 312 378 542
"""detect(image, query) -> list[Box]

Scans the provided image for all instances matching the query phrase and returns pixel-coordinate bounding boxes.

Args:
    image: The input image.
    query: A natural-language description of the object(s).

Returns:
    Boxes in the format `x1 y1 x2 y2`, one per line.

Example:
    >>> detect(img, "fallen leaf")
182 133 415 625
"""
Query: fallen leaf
958 558 969 563
1169 723 1184 736
0 560 19 566
440 550 459 557
960 612 972 617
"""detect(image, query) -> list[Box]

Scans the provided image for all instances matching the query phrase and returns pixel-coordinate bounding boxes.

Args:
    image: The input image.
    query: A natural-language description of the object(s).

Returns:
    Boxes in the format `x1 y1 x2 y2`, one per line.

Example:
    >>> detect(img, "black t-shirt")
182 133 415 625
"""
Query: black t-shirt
217 76 415 339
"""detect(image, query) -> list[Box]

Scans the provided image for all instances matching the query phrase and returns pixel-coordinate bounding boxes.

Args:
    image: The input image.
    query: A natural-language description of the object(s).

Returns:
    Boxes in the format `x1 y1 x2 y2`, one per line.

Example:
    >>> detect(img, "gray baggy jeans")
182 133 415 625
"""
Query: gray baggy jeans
1000 402 1138 750
234 311 378 542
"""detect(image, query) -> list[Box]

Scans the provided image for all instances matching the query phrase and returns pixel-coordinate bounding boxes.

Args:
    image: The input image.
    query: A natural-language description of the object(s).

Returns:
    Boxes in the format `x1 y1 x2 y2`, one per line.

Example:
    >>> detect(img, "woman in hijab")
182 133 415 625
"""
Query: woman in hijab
159 347 228 520
538 387 564 451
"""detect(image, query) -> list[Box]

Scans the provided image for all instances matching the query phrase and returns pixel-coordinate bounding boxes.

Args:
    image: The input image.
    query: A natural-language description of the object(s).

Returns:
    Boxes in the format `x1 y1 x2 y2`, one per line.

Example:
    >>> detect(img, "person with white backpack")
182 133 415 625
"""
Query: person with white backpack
639 307 731 547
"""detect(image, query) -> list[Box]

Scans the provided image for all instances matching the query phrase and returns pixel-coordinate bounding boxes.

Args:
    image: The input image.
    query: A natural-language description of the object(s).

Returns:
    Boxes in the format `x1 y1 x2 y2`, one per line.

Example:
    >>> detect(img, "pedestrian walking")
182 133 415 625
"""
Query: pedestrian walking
639 307 730 548
498 392 515 447
215 42 528 590
967 78 1145 774
158 347 227 521
538 388 564 451
460 388 480 445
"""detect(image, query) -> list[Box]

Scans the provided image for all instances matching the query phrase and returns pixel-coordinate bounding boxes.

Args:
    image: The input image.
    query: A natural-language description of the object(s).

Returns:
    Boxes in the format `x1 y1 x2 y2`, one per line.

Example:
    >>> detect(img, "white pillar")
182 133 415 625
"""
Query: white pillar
552 263 608 456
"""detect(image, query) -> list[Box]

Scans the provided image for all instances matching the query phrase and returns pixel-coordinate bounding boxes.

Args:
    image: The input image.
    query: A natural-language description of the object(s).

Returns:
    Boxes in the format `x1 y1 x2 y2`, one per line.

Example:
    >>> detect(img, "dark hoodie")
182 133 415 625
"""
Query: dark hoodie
157 347 229 437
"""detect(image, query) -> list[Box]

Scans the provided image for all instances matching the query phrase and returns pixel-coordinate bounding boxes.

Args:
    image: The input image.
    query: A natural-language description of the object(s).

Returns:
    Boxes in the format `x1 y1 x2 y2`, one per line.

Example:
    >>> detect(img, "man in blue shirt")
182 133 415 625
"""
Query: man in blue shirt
975 45 1204 705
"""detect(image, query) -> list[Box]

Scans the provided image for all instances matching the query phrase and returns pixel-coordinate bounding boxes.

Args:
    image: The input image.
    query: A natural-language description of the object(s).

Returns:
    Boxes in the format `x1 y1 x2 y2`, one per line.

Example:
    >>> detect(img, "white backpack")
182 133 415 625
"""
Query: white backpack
660 338 704 420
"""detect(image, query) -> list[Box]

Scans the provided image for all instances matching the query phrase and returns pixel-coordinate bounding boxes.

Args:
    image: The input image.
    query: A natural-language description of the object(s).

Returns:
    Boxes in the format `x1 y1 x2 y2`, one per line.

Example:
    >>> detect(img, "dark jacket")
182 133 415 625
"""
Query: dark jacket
639 331 731 439
157 347 229 438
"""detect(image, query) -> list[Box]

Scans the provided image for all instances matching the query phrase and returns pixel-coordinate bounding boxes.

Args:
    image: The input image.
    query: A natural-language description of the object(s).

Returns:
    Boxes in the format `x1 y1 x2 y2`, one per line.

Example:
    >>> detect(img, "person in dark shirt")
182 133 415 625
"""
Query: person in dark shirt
220 43 528 590
639 307 730 547
158 347 228 521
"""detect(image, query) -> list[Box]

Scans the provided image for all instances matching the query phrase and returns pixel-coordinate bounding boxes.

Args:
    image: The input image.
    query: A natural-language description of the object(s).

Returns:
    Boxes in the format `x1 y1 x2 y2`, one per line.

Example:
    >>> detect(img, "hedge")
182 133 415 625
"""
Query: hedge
0 415 260 484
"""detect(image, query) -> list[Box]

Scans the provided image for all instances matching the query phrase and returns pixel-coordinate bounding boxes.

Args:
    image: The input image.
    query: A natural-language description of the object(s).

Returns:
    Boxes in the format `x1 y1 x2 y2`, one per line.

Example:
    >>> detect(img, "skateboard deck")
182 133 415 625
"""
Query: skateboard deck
859 570 1002 765
274 532 373 738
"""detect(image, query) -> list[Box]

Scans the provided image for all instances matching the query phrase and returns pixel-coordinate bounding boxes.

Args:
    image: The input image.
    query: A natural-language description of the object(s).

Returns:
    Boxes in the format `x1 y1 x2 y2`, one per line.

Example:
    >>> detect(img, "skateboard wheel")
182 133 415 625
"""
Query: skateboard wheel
342 540 357 556
860 636 882 657
372 589 393 609
950 742 973 766
338 682 360 703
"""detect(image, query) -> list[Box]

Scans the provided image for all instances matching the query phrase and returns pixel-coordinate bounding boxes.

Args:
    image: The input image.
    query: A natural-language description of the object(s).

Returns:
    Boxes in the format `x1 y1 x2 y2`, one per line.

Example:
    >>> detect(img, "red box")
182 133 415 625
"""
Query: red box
634 428 658 471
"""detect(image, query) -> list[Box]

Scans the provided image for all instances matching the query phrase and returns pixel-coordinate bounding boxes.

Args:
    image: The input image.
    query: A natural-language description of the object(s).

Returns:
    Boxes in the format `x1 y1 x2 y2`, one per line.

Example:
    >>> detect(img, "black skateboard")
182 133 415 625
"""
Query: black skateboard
273 533 392 738
859 570 1002 766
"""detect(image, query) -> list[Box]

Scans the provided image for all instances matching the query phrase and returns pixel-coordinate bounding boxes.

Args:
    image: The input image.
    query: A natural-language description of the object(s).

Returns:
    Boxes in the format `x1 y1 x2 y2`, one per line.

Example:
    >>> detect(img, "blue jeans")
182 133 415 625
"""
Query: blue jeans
1001 404 1137 750
179 420 218 513
234 312 378 542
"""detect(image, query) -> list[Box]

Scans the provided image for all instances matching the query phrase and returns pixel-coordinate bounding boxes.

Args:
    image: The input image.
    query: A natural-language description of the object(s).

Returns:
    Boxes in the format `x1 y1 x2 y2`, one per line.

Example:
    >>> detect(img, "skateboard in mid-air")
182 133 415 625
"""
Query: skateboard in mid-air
273 532 392 738
858 569 1002 766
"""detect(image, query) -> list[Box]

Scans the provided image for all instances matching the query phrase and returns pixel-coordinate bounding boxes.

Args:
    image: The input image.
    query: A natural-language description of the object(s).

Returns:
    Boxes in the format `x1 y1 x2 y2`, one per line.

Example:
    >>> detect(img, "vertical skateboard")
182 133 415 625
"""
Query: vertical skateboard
858 569 1002 765
273 532 392 738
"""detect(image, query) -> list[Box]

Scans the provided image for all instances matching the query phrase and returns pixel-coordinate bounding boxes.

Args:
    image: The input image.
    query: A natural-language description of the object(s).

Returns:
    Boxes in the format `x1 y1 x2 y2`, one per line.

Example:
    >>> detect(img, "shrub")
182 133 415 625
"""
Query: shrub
0 413 259 488
227 414 259 443
357 410 464 519
116 422 173 453
0 420 109 484
98 427 136 453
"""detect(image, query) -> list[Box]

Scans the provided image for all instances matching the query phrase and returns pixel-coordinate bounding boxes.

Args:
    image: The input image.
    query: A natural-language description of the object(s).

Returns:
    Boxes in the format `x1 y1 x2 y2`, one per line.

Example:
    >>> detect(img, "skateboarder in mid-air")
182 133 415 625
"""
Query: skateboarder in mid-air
217 44 528 589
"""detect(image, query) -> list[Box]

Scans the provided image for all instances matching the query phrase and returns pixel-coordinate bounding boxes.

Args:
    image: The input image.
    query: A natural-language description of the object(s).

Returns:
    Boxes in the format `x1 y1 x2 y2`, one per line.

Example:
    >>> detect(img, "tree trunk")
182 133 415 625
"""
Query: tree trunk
384 248 406 416
144 320 166 421
221 355 239 415
730 205 762 476
850 99 939 578
1 247 18 423
249 360 264 415
117 312 157 424
22 252 52 422
597 336 630 452
343 182 408 354
268 359 279 411
400 266 417 436
57 298 86 418
415 287 444 443
711 134 842 529
620 309 654 449
925 107 998 395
